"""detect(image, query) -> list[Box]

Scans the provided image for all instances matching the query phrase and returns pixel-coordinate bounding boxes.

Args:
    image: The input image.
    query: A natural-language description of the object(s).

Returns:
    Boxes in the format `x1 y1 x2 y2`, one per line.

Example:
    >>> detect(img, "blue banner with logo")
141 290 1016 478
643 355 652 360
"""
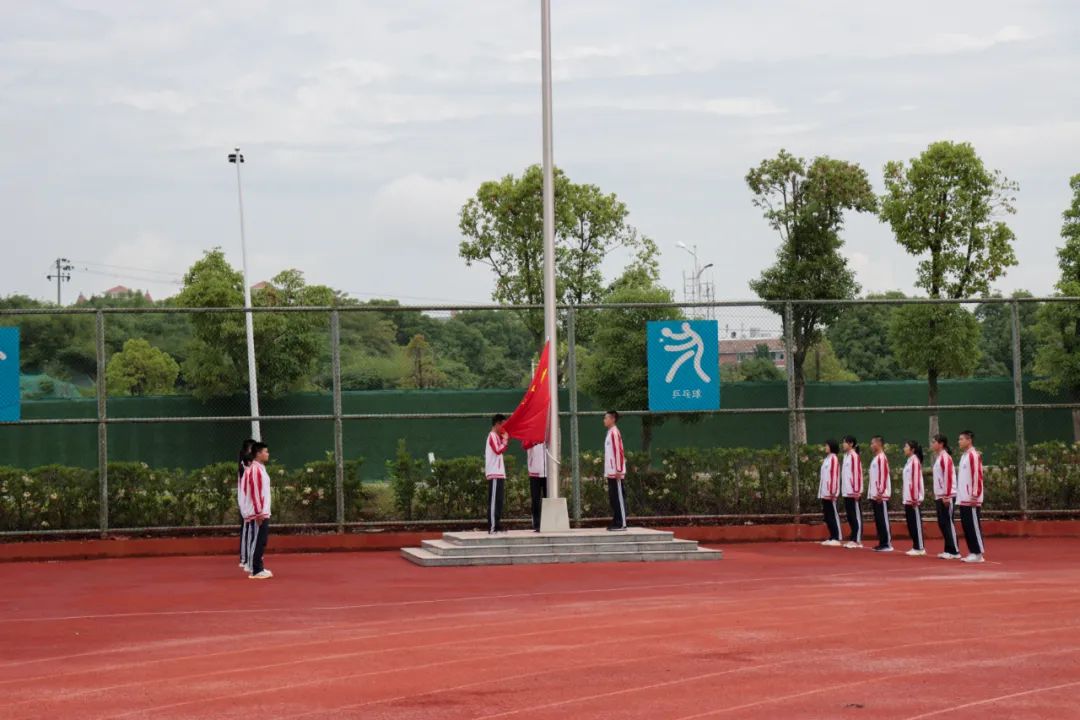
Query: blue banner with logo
0 327 19 422
647 320 720 412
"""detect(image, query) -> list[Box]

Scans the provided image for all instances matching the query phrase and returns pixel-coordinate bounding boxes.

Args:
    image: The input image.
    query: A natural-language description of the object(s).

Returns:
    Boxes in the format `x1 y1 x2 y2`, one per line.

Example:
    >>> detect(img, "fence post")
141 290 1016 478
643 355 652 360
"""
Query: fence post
567 306 582 525
784 302 800 521
95 310 108 536
1010 300 1028 518
331 310 345 533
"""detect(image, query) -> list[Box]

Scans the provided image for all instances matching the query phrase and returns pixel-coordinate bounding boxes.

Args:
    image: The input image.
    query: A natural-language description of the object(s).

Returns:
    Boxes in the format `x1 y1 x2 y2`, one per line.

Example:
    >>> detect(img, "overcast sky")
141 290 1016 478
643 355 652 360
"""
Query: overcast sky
3 0 1079 308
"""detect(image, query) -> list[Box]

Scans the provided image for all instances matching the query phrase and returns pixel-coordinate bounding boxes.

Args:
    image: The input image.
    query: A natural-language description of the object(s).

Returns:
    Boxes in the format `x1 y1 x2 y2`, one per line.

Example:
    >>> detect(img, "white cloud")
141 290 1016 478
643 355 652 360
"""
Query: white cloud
0 0 1076 305
927 25 1035 54
112 90 196 114
572 95 784 117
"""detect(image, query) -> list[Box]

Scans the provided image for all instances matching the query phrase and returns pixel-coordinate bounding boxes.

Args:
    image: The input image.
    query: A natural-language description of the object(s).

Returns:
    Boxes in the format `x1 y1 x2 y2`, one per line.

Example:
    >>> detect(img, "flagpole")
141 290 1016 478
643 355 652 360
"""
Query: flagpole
539 0 569 531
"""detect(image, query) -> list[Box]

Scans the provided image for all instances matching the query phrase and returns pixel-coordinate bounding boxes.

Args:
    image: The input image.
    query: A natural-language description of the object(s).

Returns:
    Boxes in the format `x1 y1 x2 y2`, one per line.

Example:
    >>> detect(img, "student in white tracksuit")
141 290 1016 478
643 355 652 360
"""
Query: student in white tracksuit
604 410 627 531
956 430 986 563
237 437 256 573
931 433 960 559
818 439 842 545
485 414 509 534
840 435 863 548
241 442 273 580
525 441 547 532
901 440 926 556
868 435 893 552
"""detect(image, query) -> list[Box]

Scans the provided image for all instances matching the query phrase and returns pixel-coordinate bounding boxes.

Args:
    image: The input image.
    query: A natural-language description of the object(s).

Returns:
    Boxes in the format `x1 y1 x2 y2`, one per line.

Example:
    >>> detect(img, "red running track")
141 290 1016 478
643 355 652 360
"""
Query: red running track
2 539 1079 719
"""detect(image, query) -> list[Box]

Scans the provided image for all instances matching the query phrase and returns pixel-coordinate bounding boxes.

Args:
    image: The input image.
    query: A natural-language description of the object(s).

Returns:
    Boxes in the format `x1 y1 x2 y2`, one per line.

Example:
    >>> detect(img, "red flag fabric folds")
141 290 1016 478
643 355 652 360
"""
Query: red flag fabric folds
503 341 551 447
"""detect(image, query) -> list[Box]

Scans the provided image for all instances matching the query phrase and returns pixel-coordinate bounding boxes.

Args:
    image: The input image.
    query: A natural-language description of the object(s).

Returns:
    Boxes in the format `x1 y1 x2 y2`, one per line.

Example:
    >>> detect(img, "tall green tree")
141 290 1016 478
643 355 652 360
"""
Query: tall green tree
176 249 334 400
735 344 786 382
747 149 876 442
974 291 1038 378
828 293 916 380
880 141 1018 437
804 338 859 382
458 164 657 343
105 338 180 396
889 304 981 386
399 334 446 389
1034 174 1080 440
579 272 684 452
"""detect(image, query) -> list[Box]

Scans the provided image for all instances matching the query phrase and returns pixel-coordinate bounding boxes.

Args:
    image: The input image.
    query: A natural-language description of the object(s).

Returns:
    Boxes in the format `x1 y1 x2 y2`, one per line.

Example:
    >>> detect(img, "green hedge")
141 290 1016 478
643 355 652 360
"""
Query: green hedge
0 456 363 531
4 442 1080 532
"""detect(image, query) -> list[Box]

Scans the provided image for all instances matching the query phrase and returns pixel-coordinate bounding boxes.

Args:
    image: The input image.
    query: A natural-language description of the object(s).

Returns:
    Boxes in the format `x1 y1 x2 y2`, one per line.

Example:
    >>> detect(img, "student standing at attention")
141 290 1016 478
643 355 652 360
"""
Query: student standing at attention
525 440 547 532
818 439 842 546
956 430 986 563
931 433 960 559
868 435 893 552
840 435 863 548
243 441 273 580
604 410 627 531
902 440 926 556
237 437 256 573
485 414 509 534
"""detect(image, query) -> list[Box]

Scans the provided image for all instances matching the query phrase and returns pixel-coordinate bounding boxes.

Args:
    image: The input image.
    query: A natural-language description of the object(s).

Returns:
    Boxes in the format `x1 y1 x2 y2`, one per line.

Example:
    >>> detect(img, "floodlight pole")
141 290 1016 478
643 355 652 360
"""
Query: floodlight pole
229 147 261 441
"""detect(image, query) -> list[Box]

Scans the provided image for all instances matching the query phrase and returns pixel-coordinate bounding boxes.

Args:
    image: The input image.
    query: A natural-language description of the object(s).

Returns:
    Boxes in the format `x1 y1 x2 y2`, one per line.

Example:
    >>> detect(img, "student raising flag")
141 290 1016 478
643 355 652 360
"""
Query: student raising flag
502 341 552 446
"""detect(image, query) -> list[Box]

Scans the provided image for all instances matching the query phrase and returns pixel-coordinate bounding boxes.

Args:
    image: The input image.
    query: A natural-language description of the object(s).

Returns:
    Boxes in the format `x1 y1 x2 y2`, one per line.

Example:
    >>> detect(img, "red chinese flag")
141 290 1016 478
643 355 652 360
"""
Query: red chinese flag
502 341 551 446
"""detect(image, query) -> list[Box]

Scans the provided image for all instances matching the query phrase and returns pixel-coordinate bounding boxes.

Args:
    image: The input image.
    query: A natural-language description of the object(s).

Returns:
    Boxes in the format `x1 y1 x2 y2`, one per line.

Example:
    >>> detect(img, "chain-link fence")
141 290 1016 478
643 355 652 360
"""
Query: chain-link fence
1 297 1078 537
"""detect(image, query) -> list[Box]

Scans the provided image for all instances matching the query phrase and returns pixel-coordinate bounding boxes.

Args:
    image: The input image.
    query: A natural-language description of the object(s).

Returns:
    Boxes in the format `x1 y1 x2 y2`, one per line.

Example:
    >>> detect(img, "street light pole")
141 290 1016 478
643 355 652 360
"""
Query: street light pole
228 147 261 441
676 242 701 306
539 0 569 531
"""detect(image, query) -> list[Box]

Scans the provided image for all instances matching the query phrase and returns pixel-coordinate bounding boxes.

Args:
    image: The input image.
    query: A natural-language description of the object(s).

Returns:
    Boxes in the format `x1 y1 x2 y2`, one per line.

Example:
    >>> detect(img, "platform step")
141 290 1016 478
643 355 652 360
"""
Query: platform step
401 527 722 567
440 528 676 546
401 545 722 567
420 537 702 557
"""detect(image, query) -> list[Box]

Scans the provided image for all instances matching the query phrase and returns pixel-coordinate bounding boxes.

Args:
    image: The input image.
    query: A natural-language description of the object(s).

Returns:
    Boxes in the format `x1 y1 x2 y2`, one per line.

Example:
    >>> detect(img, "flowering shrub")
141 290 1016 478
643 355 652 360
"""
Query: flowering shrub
3 443 1077 531
0 457 363 531
411 455 530 521
0 465 98 531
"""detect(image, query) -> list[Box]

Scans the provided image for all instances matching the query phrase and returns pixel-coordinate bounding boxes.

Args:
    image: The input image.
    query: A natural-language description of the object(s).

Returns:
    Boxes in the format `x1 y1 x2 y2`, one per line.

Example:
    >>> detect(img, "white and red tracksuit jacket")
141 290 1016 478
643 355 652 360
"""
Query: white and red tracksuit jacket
485 431 508 480
957 448 984 507
869 452 891 501
841 450 863 498
933 451 956 500
240 461 271 521
237 461 249 517
526 442 547 478
902 455 924 506
818 453 839 500
604 426 625 480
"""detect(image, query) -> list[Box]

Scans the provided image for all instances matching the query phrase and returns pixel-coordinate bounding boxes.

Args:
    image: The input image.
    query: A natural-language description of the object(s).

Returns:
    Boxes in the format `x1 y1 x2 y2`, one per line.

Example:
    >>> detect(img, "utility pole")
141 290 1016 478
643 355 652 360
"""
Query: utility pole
46 258 74 306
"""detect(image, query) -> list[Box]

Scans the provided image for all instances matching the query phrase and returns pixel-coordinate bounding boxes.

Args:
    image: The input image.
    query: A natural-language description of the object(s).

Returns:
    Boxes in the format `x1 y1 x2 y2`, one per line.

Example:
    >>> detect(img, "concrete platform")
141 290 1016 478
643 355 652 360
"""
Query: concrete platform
401 527 723 567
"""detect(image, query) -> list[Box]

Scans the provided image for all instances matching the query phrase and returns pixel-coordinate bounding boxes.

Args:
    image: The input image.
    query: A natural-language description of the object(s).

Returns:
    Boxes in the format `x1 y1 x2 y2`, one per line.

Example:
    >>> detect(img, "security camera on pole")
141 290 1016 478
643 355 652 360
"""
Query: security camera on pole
228 147 261 441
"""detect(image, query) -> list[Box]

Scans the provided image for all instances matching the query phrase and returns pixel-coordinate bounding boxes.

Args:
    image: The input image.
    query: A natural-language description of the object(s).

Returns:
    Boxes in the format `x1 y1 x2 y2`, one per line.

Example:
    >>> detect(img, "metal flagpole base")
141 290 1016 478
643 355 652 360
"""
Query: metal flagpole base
540 497 570 532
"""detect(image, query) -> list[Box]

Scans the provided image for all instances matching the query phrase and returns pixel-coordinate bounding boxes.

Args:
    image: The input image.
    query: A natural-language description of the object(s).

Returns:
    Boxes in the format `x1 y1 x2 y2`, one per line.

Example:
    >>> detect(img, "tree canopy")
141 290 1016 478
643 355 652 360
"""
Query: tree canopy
458 164 657 343
879 141 1018 436
747 149 876 441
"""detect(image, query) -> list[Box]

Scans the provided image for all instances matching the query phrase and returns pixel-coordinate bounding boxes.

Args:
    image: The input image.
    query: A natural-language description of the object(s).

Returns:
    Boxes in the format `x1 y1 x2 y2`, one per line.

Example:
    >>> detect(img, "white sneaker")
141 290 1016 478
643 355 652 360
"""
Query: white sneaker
843 541 863 549
873 546 894 553
243 564 252 573
938 552 961 560
961 554 985 564
906 549 926 557
820 539 841 546
238 562 246 568
249 569 274 579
